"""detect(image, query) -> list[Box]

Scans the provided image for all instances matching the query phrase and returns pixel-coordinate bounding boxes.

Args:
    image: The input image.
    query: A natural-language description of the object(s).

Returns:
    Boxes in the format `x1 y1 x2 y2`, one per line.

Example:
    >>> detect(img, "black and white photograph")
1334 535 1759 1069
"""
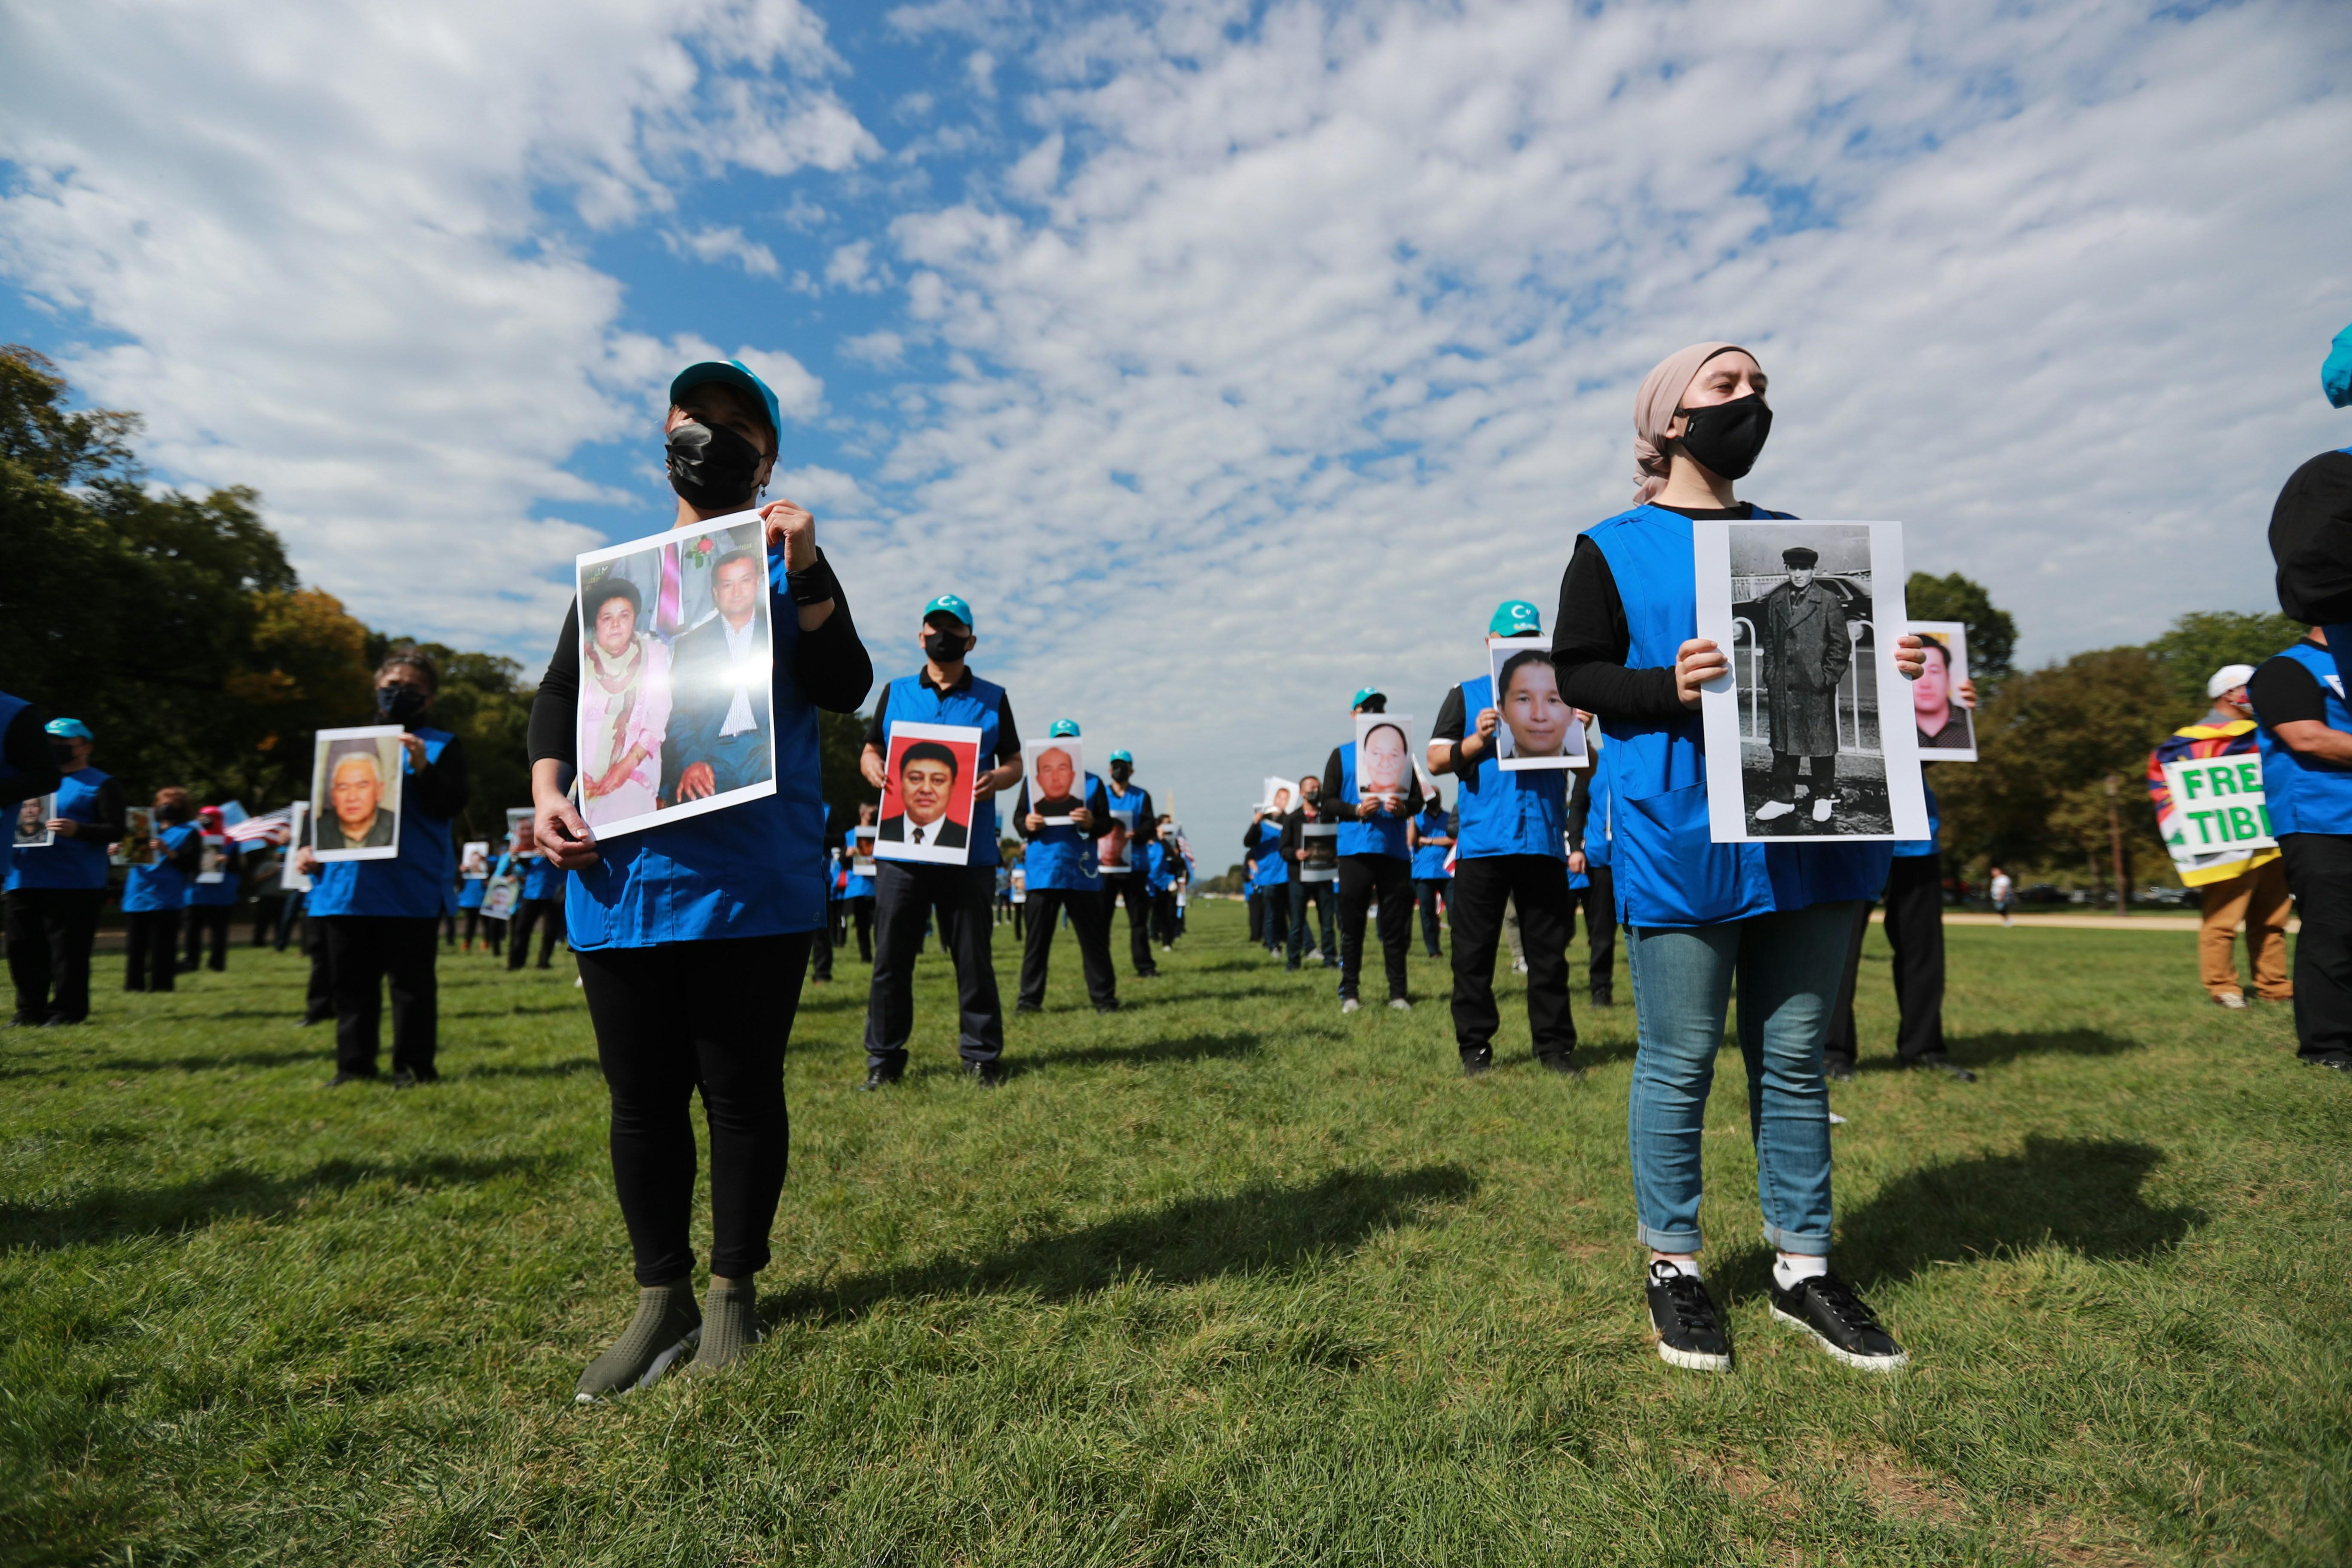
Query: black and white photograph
14 793 53 851
1299 821 1338 882
1694 519 1928 842
1909 620 1978 760
573 510 775 839
309 726 406 862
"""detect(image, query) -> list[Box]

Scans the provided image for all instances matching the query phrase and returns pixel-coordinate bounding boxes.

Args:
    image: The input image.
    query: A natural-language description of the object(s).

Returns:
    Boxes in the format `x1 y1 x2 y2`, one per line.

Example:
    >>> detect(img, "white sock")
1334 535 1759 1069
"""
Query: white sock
1650 1256 1701 1281
1773 1254 1829 1290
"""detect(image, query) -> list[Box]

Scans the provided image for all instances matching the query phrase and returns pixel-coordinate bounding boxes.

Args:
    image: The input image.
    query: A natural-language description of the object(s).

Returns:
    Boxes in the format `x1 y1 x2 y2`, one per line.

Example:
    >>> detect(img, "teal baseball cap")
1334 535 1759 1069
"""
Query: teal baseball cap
1109 748 1134 764
923 593 976 630
1048 718 1081 738
1351 687 1383 710
44 717 92 741
669 358 782 447
2326 321 2352 410
1490 600 1542 637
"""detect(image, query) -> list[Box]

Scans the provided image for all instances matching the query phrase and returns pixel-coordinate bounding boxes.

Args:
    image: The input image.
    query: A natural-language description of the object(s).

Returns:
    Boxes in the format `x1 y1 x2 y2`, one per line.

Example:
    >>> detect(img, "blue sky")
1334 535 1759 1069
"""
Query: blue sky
6 0 2352 838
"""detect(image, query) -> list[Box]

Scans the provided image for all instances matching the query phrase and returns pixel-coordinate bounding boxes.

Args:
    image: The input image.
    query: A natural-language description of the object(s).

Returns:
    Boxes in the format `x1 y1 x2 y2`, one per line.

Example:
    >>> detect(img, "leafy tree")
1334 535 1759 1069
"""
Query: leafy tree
1905 571 2016 682
2144 610 2306 713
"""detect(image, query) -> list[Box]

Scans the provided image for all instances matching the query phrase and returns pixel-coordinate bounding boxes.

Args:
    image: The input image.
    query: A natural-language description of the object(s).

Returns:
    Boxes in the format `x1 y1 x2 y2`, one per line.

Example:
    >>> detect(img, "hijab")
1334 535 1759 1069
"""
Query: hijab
1633 341 1749 504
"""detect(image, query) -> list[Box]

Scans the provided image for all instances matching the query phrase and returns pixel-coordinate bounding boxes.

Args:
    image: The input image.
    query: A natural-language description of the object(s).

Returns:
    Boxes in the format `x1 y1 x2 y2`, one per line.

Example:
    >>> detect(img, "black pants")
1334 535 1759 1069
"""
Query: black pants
1107 875 1160 975
1573 865 1618 1001
1825 855 1947 1065
1248 891 1264 944
2282 833 2352 1061
250 897 287 947
324 916 440 1077
1259 877 1291 955
808 913 834 981
302 902 334 1021
864 861 1004 1067
577 933 809 1286
6 888 103 1023
1152 890 1179 946
1288 878 1336 966
1415 878 1449 957
1448 855 1577 1062
507 897 564 970
847 895 875 961
1019 887 1118 1009
124 909 182 992
1337 855 1413 1001
1769 753 1836 795
183 903 231 971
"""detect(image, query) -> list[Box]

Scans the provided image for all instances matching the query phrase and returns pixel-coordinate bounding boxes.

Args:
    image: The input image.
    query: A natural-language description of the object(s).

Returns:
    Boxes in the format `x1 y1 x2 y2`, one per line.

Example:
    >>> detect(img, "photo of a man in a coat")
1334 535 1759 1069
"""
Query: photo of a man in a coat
1756 545 1852 824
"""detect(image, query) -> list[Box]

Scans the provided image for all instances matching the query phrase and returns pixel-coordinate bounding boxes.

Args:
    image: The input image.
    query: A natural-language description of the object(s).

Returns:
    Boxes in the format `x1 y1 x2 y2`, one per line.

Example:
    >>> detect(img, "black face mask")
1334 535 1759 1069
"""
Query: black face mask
377 684 429 726
1110 763 1133 783
50 741 80 767
1674 394 1773 481
925 630 969 665
665 419 764 510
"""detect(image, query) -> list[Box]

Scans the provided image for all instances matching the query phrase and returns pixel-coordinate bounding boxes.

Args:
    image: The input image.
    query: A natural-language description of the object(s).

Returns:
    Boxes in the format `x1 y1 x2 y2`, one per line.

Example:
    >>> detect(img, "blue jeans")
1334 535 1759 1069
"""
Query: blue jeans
1625 900 1857 1257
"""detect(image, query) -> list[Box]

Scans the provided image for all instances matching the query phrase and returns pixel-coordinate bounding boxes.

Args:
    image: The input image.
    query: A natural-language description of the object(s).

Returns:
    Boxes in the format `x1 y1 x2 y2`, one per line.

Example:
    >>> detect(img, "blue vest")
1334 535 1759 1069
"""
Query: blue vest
1891 781 1941 859
309 727 458 919
877 669 1007 867
0 692 25 884
1588 504 1890 928
1252 818 1289 886
1143 841 1176 895
842 843 875 900
523 856 562 900
567 548 830 947
457 874 487 909
1335 743 1410 859
123 821 202 912
5 766 115 891
187 836 240 906
2256 639 2352 836
1410 805 1453 878
1450 674 1569 862
1026 772 1110 891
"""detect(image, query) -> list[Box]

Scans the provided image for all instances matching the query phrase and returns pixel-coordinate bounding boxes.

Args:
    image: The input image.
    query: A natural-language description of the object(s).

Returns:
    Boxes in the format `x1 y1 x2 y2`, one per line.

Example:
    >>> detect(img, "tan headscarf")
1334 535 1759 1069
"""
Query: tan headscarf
1632 341 1750 504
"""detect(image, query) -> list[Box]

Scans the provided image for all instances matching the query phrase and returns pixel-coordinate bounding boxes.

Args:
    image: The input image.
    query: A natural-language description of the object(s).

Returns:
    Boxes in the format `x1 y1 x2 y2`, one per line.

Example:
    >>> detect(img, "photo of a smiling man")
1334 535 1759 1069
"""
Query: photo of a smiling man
876 722 982 865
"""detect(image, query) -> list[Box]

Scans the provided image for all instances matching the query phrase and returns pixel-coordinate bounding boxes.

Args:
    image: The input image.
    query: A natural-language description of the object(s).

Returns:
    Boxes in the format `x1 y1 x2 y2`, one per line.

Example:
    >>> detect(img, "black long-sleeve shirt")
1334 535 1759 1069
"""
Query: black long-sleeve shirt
69 774 128 845
1550 504 1758 722
2 703 61 807
407 734 470 821
530 546 873 766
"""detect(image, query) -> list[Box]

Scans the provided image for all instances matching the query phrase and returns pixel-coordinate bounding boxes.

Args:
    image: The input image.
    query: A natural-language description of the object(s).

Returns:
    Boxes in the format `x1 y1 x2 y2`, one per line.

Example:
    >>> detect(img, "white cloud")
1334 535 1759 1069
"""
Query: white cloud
842 330 909 368
824 239 888 292
666 224 783 276
0 0 867 646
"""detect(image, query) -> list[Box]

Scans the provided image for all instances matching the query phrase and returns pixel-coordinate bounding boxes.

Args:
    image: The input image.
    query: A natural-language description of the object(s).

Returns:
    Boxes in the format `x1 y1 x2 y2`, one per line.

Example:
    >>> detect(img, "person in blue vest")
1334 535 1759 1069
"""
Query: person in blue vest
122 787 203 993
858 593 1021 1089
1407 789 1453 960
1278 774 1339 969
180 804 241 974
1565 729 1617 1007
456 839 490 951
1014 720 1120 1015
808 804 842 983
1246 788 1290 957
530 355 872 1397
505 815 567 971
1322 689 1426 1013
1101 750 1164 978
6 717 123 1027
296 647 471 1088
1552 341 1927 1374
2257 323 2352 1072
0 693 63 901
1822 775 1973 1081
842 802 878 961
1428 601 1579 1075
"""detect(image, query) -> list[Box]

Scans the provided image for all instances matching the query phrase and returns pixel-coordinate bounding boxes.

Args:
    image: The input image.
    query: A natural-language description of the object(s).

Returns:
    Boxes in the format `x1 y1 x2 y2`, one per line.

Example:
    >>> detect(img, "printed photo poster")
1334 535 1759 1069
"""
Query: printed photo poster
1024 737 1085 827
459 841 492 879
875 721 982 866
1299 821 1339 882
1099 802 1137 876
279 803 313 892
851 824 878 877
574 508 774 840
481 869 522 921
1693 519 1929 843
1353 713 1418 805
505 806 533 850
195 832 230 884
1908 621 1978 761
14 794 54 850
310 725 406 862
118 806 159 869
2160 752 2275 882
1259 776 1295 815
1485 637 1589 771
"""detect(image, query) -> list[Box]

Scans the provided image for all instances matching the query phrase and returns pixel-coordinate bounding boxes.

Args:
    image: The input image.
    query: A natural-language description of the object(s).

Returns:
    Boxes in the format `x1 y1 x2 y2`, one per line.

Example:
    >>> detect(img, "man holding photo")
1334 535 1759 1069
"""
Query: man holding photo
1322 689 1425 1014
860 594 1022 1089
1102 750 1163 979
6 717 116 1028
1014 719 1119 1015
1279 774 1340 969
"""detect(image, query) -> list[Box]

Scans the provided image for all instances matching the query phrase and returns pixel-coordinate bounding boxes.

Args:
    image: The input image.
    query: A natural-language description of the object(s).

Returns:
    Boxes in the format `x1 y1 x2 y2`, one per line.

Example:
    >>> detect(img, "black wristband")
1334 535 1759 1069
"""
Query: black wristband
786 548 841 606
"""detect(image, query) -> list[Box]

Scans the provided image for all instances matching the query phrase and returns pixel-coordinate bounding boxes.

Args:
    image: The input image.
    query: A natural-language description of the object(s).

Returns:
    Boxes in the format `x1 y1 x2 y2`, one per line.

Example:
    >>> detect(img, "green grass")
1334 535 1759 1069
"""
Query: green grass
3 906 2347 1566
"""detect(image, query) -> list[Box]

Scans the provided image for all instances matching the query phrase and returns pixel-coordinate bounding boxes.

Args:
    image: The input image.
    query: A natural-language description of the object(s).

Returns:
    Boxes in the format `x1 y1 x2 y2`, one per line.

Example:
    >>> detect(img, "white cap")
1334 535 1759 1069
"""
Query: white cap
2207 664 2257 700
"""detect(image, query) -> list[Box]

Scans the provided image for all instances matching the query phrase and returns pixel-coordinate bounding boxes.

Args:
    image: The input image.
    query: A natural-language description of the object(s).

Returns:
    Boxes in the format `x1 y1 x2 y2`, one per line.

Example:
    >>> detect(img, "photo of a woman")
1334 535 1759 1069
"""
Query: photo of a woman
578 574 673 826
1495 647 1576 762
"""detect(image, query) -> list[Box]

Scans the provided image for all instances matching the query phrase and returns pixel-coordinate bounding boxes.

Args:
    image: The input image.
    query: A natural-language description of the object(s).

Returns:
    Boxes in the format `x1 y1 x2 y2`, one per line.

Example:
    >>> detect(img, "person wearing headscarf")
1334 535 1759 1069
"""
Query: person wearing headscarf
577 574 673 825
1550 341 1928 1377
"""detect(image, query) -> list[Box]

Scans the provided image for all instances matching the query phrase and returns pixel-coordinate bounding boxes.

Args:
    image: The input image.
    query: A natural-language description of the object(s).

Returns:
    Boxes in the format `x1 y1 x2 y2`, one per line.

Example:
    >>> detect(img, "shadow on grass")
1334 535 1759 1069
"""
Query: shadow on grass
1930 1030 2146 1069
466 1058 602 1081
0 1154 555 1252
778 1163 1475 1319
0 1047 329 1080
1023 1031 1262 1070
1715 1136 2201 1302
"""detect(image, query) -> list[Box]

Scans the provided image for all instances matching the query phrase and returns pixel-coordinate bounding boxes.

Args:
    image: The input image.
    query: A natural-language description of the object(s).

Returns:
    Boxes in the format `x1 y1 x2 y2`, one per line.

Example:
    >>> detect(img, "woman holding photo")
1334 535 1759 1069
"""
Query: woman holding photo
529 359 871 1402
1551 341 1926 1376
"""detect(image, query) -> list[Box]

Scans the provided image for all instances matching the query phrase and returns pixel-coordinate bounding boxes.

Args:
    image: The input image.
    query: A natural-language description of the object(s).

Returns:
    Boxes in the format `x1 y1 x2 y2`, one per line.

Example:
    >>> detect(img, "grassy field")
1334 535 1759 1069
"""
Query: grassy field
3 903 2347 1566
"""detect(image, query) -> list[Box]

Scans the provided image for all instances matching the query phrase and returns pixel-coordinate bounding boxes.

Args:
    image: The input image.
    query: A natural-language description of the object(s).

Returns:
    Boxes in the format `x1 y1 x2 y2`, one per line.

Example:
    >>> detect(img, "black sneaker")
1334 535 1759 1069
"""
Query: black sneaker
1646 1262 1730 1372
326 1070 376 1088
2305 1053 2352 1073
1768 1271 1908 1371
965 1060 1007 1087
857 1061 903 1092
1823 1057 1856 1082
1908 1052 1976 1083
391 1066 440 1088
1536 1053 1582 1078
1012 1001 1042 1016
1461 1047 1494 1077
1094 1000 1121 1014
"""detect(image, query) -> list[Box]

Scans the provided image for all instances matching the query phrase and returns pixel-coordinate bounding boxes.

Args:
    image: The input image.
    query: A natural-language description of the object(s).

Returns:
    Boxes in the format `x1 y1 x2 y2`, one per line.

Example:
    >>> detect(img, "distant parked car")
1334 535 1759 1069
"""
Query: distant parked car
2020 882 2064 905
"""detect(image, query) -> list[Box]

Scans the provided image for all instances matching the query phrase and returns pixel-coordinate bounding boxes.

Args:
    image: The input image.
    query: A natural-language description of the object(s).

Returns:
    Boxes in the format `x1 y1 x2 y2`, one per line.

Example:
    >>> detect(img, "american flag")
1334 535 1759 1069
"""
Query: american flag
224 805 296 845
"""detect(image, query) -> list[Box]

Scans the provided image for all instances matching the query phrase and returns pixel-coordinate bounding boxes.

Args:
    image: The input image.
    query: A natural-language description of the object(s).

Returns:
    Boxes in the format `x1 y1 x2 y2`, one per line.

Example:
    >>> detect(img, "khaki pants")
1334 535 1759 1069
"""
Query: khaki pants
2200 858 2292 1001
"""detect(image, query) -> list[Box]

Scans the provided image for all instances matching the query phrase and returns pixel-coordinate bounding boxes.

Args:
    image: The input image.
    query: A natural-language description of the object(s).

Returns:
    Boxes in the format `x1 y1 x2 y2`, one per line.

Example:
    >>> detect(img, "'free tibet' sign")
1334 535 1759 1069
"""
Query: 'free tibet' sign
2161 755 2276 854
